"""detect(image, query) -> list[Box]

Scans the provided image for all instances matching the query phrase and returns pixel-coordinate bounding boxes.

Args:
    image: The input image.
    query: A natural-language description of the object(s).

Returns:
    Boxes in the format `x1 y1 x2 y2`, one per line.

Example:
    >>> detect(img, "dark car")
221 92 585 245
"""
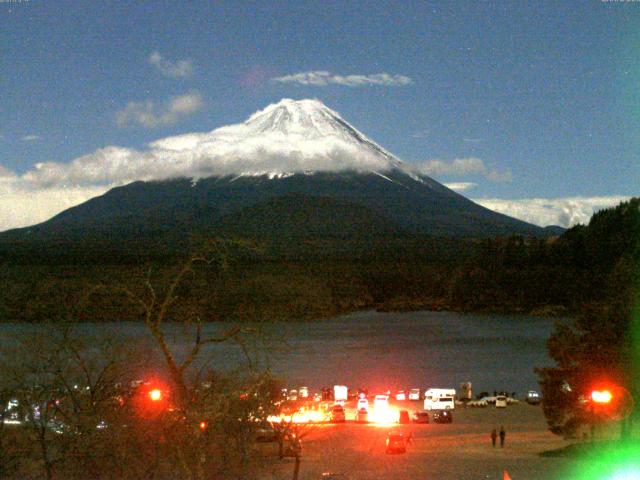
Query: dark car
355 408 368 423
412 410 430 423
398 409 410 424
385 433 406 454
432 409 453 424
330 405 346 423
255 427 278 442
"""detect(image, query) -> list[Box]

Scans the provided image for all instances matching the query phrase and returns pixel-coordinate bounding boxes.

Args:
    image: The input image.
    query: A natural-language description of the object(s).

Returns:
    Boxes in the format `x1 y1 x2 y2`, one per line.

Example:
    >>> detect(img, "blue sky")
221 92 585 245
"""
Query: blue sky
0 0 638 229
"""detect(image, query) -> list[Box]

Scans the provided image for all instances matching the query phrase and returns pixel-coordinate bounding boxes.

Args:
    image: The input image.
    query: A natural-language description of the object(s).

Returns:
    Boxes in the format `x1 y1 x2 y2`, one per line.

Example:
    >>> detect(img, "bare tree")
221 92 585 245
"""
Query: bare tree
83 240 281 479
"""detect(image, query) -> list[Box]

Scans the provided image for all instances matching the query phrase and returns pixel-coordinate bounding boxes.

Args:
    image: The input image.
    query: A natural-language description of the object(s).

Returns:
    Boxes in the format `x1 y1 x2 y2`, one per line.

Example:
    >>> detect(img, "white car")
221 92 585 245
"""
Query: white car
357 397 369 410
374 394 389 410
395 390 406 401
526 390 541 405
495 395 507 408
408 388 420 401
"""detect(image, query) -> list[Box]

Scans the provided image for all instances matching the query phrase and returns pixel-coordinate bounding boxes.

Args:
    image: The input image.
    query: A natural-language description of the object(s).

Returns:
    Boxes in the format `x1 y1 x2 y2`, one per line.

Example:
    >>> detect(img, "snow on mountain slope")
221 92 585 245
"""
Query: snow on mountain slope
22 99 416 192
149 98 405 178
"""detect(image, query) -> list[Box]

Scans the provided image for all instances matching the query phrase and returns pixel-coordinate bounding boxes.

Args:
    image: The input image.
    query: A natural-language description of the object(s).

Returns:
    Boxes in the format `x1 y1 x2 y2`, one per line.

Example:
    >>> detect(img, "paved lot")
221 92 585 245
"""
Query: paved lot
262 402 582 480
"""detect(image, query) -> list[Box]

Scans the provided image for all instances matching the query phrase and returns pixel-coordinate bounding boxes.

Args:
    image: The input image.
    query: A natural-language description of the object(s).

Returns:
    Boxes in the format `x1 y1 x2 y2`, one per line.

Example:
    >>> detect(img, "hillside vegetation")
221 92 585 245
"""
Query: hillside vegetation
0 198 637 323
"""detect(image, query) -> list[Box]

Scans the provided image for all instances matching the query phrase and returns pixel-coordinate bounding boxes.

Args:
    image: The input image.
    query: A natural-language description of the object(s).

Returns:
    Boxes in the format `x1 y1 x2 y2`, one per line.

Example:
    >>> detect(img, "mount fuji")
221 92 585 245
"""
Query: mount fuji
0 99 549 256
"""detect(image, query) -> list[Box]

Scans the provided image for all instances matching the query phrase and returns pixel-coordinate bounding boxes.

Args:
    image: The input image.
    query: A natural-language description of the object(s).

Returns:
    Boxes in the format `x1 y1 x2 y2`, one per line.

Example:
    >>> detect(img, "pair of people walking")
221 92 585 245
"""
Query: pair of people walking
491 426 506 447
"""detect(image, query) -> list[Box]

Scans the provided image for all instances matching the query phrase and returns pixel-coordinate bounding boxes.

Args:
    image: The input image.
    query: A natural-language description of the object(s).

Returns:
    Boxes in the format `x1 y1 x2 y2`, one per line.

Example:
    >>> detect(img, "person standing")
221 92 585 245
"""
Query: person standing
499 426 506 447
491 428 497 447
406 431 413 445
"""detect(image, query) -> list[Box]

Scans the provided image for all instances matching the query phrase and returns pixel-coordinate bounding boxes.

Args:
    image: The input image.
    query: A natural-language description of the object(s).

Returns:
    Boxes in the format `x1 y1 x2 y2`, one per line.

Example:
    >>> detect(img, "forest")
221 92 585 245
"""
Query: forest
0 198 637 325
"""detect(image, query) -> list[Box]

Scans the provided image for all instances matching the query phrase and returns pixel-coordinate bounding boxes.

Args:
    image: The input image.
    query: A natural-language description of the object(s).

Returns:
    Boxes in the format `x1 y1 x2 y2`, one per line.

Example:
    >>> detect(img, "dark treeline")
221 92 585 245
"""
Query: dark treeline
535 198 639 438
0 198 637 323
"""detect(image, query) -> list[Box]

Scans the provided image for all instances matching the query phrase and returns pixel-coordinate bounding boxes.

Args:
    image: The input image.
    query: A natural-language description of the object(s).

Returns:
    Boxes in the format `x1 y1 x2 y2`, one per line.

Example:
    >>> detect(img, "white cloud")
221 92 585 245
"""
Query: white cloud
0 182 109 231
116 92 204 128
474 196 633 228
485 169 513 182
21 134 40 141
272 71 413 87
444 182 477 191
412 129 430 139
148 51 193 78
411 157 512 182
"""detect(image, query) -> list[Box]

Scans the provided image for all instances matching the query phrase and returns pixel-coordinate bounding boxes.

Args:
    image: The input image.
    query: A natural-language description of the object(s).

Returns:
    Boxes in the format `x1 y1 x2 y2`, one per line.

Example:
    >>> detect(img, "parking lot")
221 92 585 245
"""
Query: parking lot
261 401 580 480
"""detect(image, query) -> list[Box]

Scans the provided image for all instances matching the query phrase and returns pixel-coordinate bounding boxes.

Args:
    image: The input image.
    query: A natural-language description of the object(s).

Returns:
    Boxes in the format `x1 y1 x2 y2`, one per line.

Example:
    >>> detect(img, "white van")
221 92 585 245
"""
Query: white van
423 388 456 410
334 385 348 405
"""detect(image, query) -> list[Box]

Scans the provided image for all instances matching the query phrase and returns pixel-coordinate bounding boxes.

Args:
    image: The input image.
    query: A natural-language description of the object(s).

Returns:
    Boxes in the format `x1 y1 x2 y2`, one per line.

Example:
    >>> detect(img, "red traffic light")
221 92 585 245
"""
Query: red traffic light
591 389 612 404
149 389 163 402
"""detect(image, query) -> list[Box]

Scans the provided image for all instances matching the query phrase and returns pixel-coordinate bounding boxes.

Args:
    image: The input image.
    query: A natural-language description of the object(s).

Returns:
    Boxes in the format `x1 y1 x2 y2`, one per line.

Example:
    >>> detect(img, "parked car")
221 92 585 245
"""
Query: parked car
432 410 453 424
395 390 406 401
408 388 421 401
255 427 278 442
526 390 541 405
398 409 410 424
385 433 406 454
355 408 368 423
412 410 430 423
495 395 507 408
357 397 369 411
330 405 346 423
374 394 389 410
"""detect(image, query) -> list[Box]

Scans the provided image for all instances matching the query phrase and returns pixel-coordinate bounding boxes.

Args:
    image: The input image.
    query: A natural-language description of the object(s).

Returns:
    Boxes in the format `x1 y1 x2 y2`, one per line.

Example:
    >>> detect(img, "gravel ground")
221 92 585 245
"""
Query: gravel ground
261 403 583 480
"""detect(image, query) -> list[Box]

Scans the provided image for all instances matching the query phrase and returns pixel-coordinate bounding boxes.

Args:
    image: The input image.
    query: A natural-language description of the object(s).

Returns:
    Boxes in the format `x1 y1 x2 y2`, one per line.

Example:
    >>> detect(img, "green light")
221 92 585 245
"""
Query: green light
570 442 640 480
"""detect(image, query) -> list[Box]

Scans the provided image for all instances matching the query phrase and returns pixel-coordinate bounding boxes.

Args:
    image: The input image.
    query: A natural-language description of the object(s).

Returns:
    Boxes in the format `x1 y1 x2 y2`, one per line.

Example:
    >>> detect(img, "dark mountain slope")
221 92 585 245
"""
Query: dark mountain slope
0 169 549 258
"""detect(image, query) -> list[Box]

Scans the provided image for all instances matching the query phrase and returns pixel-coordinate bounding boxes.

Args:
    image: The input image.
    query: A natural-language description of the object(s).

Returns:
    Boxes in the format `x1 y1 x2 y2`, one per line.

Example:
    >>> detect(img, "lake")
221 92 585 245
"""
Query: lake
0 310 558 397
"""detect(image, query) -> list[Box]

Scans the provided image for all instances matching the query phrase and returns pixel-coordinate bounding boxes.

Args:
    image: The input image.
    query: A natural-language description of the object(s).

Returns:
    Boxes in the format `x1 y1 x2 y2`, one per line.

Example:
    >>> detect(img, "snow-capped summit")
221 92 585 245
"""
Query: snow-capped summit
0 99 549 243
149 98 403 178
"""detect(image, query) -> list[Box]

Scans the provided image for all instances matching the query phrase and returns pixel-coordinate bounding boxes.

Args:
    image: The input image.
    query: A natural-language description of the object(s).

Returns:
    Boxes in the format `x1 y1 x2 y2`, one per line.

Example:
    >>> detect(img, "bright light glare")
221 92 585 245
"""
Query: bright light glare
370 406 398 425
267 409 327 424
591 390 612 404
149 389 162 401
607 467 640 480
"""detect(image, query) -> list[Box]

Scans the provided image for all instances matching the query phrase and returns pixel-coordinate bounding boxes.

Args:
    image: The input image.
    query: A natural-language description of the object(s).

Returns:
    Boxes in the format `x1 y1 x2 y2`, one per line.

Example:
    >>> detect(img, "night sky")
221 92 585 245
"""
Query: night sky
1 0 638 229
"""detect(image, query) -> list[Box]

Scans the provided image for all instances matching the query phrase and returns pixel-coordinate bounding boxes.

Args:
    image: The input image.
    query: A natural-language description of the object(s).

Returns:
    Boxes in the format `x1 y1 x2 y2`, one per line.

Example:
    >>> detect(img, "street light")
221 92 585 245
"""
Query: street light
591 390 613 404
149 389 163 402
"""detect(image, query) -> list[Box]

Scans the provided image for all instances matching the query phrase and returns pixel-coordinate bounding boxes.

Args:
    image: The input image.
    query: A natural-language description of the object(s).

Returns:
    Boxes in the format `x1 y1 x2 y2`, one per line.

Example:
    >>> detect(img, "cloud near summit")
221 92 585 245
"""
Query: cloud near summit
272 71 413 87
116 92 204 128
412 157 512 182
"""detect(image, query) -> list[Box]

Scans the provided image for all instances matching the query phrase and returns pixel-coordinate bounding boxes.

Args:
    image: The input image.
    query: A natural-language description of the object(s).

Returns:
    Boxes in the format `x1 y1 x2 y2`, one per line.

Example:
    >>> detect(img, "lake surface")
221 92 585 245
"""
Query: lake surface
0 311 558 396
